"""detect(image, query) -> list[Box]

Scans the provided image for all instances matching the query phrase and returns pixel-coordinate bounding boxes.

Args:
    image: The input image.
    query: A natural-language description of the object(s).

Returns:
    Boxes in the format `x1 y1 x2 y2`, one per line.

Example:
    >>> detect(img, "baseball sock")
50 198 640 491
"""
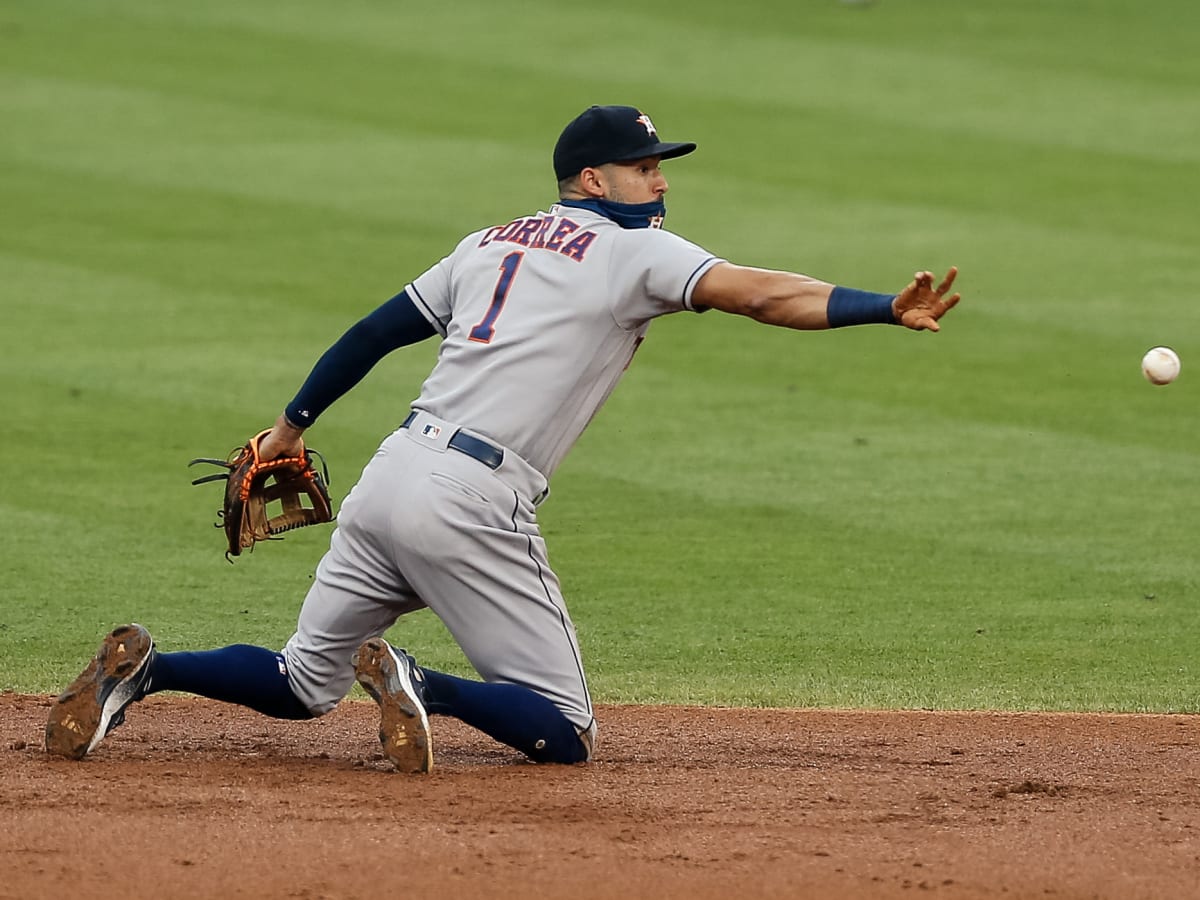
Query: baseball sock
149 645 313 720
419 668 588 764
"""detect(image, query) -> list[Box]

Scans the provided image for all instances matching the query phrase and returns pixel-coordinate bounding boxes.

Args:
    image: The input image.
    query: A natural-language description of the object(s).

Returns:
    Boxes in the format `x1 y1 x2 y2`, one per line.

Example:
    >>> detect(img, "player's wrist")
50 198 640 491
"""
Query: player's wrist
826 286 898 328
282 403 314 430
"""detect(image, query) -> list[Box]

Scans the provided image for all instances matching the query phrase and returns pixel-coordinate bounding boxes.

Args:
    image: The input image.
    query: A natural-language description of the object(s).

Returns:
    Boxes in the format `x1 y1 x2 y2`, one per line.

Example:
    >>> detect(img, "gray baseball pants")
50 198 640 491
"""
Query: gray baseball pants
281 410 596 739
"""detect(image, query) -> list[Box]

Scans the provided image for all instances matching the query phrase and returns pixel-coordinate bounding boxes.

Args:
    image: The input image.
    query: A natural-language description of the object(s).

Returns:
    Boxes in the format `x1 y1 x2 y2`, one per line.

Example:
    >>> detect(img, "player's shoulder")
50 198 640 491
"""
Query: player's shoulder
611 223 712 257
623 224 694 243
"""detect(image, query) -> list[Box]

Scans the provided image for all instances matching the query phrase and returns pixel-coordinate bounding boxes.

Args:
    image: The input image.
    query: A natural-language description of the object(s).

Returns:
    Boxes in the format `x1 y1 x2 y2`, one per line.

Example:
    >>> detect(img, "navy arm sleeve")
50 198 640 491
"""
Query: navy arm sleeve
284 290 436 428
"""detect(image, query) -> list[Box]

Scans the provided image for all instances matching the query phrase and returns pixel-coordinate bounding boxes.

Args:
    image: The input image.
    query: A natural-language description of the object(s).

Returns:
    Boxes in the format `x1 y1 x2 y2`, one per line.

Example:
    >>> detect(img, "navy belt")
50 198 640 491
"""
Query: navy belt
401 412 504 470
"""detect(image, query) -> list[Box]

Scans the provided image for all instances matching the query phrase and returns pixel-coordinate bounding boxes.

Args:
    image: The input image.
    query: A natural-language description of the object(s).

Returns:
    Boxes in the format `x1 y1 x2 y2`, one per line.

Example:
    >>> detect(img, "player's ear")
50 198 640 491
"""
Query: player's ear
577 167 606 198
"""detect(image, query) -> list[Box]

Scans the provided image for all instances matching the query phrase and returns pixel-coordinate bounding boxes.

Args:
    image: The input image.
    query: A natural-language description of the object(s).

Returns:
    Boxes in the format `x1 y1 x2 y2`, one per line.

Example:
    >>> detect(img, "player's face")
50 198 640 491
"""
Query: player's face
597 156 668 204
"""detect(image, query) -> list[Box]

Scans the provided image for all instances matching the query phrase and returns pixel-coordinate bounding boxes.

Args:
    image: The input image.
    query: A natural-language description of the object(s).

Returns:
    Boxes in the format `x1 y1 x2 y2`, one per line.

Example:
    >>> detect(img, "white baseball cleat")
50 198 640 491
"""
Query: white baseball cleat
352 638 433 774
45 624 156 760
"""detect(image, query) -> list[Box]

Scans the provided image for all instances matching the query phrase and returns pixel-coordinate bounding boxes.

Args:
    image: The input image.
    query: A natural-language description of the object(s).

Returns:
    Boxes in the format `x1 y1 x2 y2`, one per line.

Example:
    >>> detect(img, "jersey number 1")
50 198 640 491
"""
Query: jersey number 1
468 251 524 343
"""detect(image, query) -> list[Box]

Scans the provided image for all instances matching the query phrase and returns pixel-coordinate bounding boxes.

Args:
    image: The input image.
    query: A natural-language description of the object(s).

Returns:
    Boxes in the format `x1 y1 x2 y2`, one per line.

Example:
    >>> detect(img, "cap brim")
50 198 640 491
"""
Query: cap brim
613 141 697 163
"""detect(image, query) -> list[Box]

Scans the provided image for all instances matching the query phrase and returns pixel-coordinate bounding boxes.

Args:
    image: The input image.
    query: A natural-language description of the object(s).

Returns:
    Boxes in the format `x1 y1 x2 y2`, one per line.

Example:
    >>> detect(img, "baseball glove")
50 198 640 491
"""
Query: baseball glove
189 430 332 560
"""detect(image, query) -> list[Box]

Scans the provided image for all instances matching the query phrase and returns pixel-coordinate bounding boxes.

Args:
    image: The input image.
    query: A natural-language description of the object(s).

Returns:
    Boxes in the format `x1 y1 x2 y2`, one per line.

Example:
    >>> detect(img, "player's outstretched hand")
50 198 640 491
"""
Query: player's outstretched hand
893 267 961 332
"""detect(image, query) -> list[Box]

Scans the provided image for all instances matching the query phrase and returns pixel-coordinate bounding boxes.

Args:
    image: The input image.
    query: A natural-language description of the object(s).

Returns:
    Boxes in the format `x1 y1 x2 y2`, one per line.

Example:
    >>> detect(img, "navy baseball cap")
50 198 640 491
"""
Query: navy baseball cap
553 105 697 181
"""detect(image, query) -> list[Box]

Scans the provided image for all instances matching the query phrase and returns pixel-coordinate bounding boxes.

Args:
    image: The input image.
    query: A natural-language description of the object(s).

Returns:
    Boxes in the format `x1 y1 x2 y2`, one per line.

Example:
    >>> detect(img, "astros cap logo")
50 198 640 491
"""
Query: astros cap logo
635 113 657 137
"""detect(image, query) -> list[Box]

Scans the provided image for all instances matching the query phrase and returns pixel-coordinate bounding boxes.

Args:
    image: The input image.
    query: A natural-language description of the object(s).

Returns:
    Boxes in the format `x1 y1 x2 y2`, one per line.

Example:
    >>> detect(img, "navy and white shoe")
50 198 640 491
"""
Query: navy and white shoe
45 623 156 760
352 638 433 774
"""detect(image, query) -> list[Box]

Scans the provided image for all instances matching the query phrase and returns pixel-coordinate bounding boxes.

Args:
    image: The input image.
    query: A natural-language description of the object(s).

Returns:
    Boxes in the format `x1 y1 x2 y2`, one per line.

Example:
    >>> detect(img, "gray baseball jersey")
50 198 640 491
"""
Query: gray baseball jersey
283 205 722 749
406 204 724 477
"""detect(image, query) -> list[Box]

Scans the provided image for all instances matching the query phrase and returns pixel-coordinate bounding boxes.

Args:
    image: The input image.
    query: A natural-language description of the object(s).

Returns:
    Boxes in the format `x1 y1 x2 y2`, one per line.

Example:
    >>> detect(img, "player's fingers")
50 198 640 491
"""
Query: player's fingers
262 432 304 461
936 266 958 295
941 292 961 312
903 311 936 331
919 315 940 332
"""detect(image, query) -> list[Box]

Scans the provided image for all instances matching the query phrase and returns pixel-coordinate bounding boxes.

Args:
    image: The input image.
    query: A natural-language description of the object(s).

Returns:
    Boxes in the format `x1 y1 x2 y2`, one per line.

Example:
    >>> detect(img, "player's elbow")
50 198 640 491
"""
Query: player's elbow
711 290 797 327
732 275 833 330
696 265 824 328
695 266 778 321
736 292 783 324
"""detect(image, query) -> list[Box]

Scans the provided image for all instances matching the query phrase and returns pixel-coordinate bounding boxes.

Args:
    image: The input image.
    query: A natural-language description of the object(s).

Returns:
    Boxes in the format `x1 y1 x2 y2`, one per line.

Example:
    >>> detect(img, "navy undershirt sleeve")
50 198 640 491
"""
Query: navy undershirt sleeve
285 290 436 427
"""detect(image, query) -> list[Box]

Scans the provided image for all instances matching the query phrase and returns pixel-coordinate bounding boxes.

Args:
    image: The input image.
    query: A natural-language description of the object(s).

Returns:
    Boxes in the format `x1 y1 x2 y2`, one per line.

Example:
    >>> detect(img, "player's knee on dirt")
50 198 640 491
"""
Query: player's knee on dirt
525 721 593 765
280 642 360 717
529 719 596 765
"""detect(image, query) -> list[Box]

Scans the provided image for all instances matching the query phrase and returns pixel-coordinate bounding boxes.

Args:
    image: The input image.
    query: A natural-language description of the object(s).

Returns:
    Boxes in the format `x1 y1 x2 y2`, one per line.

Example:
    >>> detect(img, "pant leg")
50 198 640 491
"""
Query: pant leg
382 433 595 735
283 439 426 714
286 426 594 736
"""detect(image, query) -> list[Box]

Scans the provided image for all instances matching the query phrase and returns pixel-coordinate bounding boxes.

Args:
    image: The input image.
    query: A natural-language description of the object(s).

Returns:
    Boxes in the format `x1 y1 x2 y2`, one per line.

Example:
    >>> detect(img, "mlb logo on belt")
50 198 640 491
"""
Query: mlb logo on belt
421 423 442 440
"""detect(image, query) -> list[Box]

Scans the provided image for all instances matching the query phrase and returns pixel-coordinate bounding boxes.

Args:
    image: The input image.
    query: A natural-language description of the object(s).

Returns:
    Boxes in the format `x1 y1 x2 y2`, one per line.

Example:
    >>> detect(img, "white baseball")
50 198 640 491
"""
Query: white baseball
1141 346 1180 385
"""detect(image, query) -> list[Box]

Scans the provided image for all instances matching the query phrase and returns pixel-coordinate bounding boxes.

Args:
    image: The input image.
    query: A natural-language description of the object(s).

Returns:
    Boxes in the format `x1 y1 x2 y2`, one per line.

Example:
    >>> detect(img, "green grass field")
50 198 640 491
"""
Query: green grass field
3 0 1198 712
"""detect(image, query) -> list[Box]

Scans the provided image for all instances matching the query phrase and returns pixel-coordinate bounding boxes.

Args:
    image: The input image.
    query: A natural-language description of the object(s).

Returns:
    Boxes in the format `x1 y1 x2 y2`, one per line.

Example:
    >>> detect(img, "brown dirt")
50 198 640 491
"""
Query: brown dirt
1 694 1197 899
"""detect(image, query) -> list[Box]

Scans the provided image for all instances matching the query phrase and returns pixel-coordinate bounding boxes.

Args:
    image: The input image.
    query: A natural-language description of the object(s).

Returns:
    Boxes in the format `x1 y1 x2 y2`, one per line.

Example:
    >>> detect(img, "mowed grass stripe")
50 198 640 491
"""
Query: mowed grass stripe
60 0 1200 167
1 79 534 249
6 9 1196 262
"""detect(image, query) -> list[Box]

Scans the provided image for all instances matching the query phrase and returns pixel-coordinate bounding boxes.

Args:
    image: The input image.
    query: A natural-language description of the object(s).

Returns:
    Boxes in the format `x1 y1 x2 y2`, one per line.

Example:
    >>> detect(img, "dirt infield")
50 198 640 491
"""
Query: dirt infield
1 694 1197 899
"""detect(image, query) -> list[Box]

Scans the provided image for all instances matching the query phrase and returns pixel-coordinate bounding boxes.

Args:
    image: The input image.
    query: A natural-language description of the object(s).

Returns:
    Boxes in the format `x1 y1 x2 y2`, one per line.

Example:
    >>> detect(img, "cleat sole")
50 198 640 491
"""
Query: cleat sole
353 638 433 774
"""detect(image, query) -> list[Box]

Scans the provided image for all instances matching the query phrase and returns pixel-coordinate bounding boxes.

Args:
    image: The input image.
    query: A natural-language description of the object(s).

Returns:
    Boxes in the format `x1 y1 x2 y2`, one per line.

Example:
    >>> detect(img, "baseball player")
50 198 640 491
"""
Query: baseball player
46 105 961 771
